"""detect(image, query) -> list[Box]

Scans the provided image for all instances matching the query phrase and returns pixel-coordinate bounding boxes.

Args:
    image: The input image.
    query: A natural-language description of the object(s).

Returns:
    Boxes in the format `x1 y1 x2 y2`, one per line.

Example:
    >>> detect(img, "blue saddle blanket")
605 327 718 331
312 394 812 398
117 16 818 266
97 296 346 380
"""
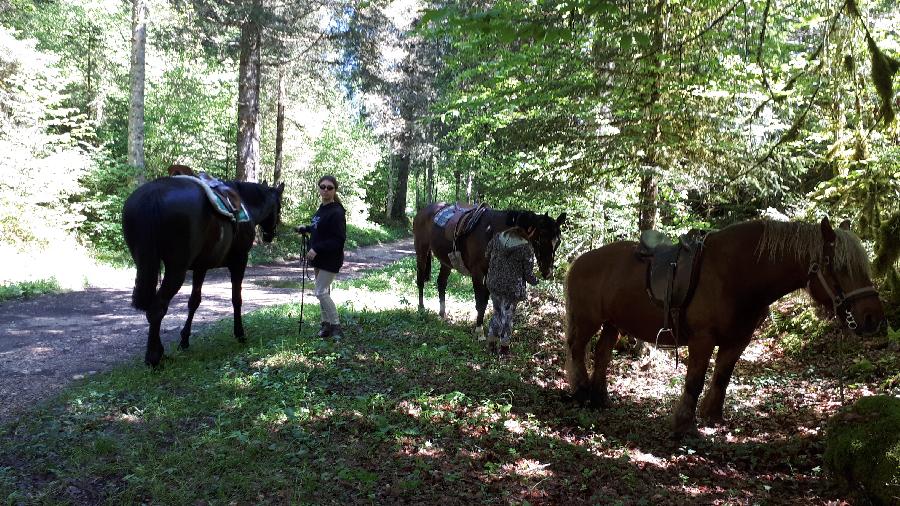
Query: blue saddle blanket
433 205 458 228
174 175 250 222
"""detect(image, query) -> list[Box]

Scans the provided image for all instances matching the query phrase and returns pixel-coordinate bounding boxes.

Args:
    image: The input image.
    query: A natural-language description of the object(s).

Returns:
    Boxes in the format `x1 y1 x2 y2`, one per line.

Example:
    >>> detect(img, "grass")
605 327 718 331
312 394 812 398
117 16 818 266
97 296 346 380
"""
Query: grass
0 279 62 302
1 260 898 504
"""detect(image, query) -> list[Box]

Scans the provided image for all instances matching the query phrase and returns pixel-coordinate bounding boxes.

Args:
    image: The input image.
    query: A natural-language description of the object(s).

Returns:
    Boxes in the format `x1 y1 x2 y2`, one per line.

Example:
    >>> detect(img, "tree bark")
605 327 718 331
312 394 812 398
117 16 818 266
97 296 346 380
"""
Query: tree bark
237 16 261 182
385 154 395 222
127 0 148 184
273 68 285 185
637 0 667 231
390 152 410 223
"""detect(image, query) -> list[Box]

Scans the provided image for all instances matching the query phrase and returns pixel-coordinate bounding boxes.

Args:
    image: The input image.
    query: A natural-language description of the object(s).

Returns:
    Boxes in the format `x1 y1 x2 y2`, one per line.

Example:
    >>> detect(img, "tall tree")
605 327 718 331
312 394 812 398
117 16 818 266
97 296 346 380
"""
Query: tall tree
174 0 343 181
128 0 148 183
237 3 262 182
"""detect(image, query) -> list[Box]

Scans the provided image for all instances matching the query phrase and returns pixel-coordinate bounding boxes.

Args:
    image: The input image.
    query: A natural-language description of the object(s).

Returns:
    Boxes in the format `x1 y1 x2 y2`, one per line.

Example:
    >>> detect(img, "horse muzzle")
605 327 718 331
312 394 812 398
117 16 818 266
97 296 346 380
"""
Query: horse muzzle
856 315 887 337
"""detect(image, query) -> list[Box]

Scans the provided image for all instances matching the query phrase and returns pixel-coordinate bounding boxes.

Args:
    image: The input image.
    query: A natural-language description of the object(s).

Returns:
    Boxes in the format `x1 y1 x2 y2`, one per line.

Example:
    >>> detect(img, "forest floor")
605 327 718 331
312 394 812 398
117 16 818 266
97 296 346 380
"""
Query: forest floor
0 238 415 425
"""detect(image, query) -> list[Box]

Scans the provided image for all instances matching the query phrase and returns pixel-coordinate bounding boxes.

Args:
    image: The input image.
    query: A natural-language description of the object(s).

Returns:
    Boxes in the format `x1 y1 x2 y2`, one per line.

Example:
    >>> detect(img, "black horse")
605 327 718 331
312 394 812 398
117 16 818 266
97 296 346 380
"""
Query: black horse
122 172 284 366
413 202 566 337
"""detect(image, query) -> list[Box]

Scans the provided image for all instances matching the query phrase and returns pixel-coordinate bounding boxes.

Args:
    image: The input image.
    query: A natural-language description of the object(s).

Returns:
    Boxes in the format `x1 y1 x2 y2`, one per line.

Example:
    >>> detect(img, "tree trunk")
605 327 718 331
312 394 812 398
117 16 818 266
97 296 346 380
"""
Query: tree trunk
414 162 421 210
385 155 395 222
638 171 659 231
127 0 148 184
273 68 285 185
236 16 261 182
637 0 667 231
454 169 461 203
390 152 410 224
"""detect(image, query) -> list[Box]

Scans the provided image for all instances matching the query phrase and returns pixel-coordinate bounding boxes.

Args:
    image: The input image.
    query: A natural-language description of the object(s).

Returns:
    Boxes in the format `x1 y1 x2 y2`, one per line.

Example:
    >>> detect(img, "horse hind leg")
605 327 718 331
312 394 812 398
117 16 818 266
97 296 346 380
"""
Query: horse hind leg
436 263 452 319
145 266 187 366
415 245 432 312
587 324 620 408
179 269 208 350
564 312 601 403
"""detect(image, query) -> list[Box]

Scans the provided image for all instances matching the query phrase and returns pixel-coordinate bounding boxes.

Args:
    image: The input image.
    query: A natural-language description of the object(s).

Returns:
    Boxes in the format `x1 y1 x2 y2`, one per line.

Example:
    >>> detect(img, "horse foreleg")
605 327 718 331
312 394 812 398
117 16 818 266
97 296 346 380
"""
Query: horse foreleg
671 337 715 438
228 261 247 342
588 325 619 408
698 337 751 425
179 269 207 350
472 276 489 341
436 264 452 319
145 267 186 367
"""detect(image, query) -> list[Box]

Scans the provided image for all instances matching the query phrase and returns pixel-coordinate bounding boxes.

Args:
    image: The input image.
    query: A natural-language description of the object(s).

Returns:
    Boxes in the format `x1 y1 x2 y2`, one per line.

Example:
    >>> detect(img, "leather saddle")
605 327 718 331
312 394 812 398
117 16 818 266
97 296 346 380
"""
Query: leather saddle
168 164 243 218
434 203 488 243
636 228 708 342
432 203 489 275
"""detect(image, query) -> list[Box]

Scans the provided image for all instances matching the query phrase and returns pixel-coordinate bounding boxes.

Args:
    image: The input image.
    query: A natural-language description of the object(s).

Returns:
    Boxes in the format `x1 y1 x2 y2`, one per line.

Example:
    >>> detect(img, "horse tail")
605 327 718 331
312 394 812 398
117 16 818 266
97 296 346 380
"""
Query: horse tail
123 186 162 311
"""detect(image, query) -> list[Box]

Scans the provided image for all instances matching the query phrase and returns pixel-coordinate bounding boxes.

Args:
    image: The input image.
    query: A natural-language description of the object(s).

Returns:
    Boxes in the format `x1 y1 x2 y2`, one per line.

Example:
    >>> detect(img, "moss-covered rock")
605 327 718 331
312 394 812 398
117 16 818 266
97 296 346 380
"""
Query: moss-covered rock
824 395 900 505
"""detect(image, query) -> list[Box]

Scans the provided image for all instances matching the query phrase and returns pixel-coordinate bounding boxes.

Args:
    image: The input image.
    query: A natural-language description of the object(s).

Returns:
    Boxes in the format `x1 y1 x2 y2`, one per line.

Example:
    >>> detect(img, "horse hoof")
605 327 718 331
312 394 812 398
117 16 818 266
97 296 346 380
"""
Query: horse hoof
669 426 701 441
145 349 163 367
178 341 190 351
569 387 591 405
589 393 610 409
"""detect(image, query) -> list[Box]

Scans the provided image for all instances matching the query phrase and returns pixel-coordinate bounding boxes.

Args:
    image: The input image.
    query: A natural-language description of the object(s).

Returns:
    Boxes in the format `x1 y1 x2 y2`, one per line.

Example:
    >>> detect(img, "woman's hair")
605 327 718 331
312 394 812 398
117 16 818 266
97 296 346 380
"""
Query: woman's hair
317 175 342 204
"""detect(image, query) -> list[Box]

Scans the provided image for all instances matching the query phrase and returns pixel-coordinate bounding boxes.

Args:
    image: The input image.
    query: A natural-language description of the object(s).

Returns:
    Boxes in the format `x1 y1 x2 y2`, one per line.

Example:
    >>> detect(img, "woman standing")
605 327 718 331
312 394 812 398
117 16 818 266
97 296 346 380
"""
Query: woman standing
485 225 538 355
296 175 347 338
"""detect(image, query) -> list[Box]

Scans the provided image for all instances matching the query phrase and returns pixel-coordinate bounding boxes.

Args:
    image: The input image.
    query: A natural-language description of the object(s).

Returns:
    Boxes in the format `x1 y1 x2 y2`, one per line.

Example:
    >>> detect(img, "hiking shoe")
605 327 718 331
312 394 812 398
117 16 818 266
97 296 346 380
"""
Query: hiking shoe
331 324 344 339
317 322 332 338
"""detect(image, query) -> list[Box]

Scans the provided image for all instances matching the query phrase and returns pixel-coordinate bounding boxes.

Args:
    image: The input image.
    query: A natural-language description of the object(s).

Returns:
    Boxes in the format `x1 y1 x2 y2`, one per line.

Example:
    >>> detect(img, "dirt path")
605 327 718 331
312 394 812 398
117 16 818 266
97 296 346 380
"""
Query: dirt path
0 238 414 424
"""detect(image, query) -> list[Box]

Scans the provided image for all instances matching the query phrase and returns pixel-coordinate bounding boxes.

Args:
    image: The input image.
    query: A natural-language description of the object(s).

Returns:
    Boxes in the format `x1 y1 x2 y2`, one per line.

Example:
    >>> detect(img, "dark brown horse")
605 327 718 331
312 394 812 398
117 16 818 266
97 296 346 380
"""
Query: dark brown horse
414 202 566 335
564 218 885 437
122 172 284 366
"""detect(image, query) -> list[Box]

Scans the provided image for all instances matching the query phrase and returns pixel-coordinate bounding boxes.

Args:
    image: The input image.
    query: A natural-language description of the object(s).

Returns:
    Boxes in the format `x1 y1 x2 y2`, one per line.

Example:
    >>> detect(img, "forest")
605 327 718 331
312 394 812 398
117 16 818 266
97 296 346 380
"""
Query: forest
1 0 899 504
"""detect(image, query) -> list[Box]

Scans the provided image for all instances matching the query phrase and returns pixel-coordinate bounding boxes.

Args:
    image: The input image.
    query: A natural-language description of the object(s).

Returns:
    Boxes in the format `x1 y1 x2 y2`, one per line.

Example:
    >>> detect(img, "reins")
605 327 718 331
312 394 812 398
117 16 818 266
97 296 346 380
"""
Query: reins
806 246 880 405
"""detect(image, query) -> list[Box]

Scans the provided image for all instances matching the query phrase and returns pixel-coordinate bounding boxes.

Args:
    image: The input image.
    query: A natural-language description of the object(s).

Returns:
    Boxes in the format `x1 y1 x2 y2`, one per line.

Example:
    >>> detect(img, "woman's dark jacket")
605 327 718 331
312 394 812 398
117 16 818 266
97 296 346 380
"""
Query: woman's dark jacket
306 202 346 273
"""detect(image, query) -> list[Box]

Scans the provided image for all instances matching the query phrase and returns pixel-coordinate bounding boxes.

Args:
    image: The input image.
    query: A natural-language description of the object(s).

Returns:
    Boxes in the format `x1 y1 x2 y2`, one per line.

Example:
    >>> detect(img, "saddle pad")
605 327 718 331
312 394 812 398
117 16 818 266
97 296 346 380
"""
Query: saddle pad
433 205 457 228
174 175 250 222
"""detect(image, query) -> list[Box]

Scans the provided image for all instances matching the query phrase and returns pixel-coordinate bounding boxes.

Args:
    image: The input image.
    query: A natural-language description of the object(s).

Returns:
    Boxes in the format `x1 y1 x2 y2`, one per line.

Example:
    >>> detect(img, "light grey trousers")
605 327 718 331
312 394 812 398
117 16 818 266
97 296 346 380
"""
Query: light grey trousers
488 294 518 345
314 268 339 325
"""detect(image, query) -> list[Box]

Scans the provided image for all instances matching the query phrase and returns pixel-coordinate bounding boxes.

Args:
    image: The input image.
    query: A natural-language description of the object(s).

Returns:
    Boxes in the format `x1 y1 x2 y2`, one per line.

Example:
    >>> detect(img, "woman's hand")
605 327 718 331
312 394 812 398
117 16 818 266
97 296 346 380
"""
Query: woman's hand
306 248 317 261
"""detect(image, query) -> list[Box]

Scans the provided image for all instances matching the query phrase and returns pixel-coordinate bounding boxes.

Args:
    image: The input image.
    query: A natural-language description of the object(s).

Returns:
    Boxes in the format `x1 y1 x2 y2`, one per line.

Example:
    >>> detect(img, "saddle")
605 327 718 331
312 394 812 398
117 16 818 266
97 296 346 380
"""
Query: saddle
168 165 244 221
432 203 489 275
636 228 708 345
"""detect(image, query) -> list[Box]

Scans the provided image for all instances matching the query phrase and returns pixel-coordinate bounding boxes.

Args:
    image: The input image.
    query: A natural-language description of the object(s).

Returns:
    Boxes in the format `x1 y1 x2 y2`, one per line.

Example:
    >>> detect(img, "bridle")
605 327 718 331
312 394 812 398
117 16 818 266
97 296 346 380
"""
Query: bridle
807 240 879 333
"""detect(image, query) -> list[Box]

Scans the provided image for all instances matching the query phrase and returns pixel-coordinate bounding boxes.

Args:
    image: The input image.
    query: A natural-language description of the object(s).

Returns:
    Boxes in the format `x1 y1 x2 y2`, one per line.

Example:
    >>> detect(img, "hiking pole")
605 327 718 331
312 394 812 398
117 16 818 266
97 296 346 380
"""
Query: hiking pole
298 232 309 336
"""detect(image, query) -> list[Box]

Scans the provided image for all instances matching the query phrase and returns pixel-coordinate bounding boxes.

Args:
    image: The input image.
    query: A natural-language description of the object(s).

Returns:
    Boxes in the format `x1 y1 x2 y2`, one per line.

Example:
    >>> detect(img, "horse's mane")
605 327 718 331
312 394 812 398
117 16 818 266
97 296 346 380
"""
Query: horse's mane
753 220 871 278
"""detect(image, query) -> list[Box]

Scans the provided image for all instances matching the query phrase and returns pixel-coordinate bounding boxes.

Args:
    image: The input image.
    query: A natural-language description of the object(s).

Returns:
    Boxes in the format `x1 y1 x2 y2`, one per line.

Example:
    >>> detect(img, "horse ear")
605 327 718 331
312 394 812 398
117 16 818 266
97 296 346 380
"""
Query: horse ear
821 217 837 243
276 182 285 194
839 219 851 231
261 179 269 187
556 213 567 227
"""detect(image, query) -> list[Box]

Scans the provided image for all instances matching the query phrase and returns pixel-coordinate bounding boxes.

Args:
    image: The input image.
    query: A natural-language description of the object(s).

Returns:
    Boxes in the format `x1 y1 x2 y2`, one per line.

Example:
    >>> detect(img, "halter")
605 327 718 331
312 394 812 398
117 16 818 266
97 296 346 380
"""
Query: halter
806 242 879 332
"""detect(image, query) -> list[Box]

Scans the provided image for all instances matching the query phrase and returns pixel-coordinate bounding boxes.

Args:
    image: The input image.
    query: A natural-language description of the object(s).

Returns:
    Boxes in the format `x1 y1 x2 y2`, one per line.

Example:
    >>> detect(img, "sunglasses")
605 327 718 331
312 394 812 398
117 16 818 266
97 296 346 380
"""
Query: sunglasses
319 184 335 191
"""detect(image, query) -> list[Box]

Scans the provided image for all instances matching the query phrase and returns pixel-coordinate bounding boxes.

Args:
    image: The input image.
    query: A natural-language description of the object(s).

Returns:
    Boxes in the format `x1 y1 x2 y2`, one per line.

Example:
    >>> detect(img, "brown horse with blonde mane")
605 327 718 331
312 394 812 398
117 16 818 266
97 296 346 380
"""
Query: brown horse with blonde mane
564 218 885 437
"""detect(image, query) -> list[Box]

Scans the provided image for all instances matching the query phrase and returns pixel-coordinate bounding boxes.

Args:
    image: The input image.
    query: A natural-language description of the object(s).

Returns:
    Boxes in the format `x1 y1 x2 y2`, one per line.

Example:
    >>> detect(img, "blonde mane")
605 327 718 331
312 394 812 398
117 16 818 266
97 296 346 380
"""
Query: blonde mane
754 220 871 279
